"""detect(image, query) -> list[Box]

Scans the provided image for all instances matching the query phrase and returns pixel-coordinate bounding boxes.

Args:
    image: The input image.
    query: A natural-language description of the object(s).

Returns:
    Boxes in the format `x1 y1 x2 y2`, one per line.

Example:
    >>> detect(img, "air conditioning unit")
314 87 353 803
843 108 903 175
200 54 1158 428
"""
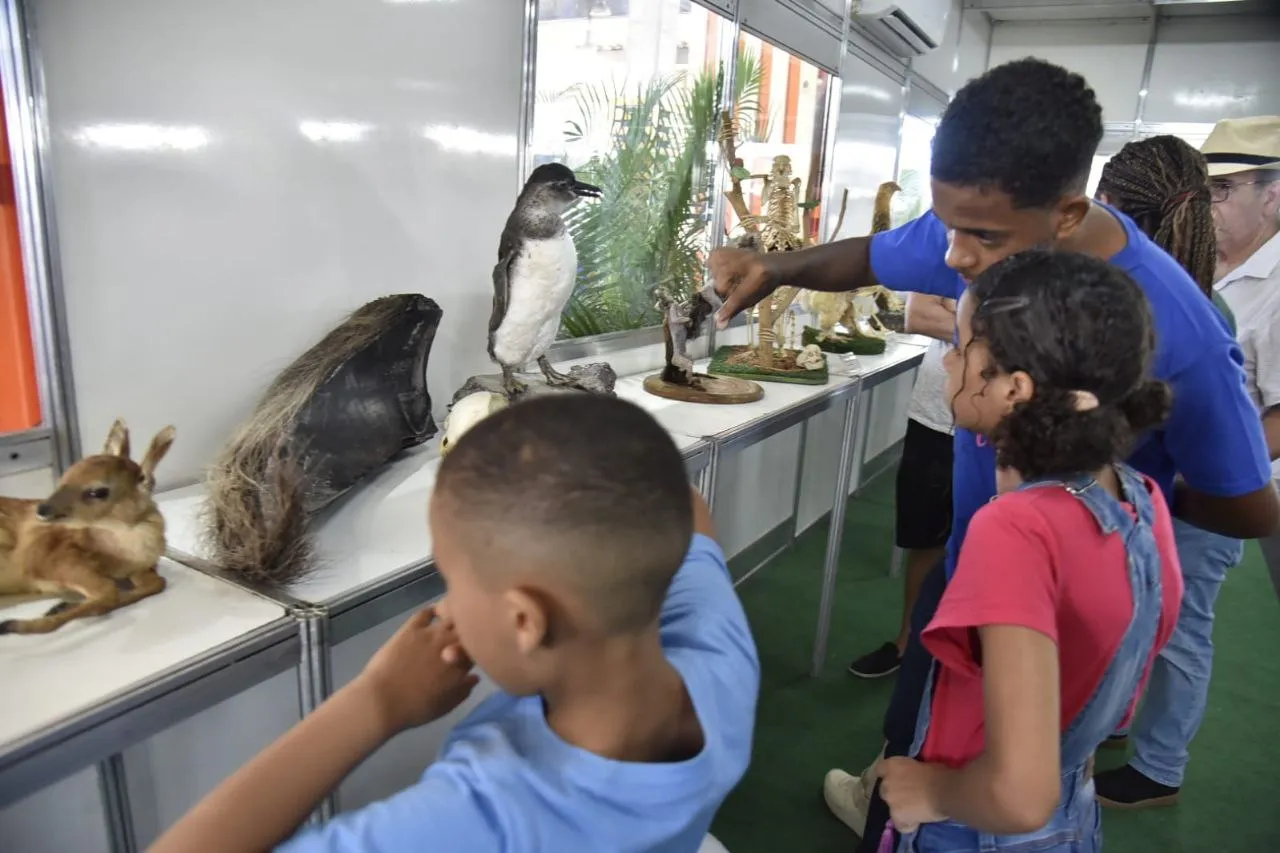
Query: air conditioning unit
854 0 950 58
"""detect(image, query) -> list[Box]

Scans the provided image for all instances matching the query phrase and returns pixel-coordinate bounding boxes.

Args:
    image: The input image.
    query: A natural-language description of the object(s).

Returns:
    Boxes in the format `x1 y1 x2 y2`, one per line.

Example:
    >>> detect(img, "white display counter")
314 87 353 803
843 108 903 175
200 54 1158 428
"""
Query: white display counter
3 342 923 851
0 558 294 811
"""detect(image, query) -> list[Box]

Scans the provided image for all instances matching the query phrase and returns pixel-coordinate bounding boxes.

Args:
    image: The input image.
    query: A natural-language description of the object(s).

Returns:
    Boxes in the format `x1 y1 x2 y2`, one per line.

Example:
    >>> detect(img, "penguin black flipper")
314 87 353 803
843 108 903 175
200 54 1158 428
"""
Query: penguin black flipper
488 218 520 363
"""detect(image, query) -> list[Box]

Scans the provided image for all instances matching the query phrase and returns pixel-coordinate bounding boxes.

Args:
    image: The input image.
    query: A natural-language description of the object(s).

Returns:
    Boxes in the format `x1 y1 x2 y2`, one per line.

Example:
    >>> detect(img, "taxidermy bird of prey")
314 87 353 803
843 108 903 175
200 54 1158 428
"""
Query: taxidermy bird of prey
488 162 602 398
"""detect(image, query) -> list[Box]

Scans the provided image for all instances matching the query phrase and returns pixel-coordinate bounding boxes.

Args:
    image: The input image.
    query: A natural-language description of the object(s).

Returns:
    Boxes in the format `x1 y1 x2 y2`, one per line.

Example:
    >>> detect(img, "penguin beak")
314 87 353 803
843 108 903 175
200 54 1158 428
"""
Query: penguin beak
572 180 602 199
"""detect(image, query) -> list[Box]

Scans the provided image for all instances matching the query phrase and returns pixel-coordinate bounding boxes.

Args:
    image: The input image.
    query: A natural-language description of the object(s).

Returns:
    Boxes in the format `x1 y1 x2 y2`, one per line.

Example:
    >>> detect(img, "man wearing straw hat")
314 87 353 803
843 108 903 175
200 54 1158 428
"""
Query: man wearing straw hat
1206 115 1280 593
1094 116 1280 811
1205 115 1280 600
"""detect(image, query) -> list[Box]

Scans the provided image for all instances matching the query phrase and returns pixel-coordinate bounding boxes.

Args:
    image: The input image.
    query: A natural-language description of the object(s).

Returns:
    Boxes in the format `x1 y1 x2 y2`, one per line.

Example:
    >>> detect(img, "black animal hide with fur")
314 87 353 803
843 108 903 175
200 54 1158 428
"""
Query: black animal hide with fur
202 293 443 587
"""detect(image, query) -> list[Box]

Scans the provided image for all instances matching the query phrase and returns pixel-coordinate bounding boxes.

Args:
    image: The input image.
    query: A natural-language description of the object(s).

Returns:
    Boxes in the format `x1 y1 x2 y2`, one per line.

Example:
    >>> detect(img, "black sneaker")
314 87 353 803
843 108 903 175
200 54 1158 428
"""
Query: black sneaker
847 642 902 679
1094 764 1180 809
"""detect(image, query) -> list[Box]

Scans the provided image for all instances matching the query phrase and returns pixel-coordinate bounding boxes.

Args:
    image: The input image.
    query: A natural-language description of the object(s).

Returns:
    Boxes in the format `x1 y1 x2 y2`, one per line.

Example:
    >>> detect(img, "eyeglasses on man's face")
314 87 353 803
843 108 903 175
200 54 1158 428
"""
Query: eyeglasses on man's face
1209 177 1276 204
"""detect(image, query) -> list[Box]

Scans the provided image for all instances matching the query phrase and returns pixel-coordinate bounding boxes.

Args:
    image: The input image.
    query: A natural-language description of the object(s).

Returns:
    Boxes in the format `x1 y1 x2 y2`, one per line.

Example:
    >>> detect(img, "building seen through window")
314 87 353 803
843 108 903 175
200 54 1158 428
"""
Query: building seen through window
531 1 833 340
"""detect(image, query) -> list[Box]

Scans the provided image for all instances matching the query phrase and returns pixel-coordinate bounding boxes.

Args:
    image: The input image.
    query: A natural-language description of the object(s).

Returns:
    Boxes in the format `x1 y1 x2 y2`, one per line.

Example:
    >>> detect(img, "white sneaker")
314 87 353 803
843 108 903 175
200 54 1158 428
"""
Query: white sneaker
823 768 872 837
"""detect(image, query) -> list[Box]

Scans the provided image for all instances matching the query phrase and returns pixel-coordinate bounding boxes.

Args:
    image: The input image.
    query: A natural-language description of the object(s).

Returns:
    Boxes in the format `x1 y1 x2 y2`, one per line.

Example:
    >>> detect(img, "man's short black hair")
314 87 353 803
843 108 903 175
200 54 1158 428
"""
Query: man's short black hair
932 57 1103 209
435 394 693 633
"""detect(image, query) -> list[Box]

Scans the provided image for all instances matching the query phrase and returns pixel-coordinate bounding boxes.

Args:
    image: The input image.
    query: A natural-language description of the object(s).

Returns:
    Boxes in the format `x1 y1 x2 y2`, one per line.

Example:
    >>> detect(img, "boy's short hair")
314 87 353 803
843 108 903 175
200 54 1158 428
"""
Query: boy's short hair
435 394 694 633
932 57 1103 209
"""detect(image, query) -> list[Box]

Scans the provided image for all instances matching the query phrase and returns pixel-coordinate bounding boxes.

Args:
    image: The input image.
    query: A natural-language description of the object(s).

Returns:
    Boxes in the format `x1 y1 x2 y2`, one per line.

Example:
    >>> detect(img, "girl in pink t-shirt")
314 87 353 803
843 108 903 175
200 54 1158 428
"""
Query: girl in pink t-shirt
875 249 1184 852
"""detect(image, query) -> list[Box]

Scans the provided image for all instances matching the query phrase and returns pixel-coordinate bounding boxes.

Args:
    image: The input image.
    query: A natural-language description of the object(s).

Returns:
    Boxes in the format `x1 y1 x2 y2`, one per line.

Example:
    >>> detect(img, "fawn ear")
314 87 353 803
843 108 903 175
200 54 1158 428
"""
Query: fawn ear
140 426 176 483
103 420 130 458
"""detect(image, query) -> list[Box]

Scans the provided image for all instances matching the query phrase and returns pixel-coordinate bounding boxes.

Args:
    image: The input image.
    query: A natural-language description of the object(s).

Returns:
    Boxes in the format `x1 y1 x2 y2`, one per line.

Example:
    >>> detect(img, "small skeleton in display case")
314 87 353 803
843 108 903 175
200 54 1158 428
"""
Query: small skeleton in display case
707 112 829 386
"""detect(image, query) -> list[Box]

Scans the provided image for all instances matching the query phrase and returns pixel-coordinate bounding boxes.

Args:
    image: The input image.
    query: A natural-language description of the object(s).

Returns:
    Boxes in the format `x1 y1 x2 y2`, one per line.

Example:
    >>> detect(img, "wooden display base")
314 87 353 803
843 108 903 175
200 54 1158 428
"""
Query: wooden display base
643 372 764 405
802 325 887 356
706 345 828 385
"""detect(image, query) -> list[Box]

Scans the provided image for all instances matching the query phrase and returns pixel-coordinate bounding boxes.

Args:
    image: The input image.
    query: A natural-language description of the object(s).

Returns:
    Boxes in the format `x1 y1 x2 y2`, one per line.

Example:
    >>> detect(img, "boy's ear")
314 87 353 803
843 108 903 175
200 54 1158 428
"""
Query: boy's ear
1054 195 1091 240
506 587 550 656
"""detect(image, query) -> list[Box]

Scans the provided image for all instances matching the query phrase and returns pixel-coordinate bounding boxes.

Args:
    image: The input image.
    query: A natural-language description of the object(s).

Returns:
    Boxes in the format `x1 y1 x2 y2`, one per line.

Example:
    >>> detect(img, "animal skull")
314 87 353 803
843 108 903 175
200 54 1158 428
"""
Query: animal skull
796 344 825 371
440 391 508 456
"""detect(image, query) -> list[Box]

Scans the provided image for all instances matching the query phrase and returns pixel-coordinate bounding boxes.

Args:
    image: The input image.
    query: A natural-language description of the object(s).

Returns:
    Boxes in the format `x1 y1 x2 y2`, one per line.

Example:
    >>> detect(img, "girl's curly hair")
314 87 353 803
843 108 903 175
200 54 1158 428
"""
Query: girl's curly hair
965 250 1173 480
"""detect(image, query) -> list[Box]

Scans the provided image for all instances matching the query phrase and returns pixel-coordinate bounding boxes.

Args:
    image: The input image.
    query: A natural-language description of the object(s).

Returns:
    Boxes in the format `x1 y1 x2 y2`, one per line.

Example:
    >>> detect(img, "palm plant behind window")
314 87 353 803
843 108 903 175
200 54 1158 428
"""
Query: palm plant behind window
556 53 766 339
893 167 928 227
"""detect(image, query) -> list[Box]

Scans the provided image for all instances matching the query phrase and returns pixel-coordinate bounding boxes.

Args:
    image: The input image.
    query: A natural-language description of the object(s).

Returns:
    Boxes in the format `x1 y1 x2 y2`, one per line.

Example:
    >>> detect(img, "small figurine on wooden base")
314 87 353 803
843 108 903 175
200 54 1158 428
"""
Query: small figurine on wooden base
708 113 828 386
643 284 763 405
0 420 175 635
474 162 616 402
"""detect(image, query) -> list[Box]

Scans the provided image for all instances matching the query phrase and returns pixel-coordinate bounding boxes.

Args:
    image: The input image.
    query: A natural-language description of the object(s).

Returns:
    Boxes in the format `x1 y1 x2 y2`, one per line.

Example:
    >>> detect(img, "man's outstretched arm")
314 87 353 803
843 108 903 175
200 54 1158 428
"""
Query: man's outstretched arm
710 212 958 326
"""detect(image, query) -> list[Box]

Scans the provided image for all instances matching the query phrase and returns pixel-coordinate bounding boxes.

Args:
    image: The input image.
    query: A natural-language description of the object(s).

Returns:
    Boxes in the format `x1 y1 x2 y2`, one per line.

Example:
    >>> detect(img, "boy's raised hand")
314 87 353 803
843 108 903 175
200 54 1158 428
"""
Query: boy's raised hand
357 604 480 735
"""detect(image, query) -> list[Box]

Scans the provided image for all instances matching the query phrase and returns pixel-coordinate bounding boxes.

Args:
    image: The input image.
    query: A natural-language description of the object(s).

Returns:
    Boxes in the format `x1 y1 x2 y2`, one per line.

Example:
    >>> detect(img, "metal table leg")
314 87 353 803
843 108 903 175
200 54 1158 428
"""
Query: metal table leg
295 605 336 823
700 441 719 513
889 546 905 578
99 754 137 853
790 419 810 544
810 381 864 678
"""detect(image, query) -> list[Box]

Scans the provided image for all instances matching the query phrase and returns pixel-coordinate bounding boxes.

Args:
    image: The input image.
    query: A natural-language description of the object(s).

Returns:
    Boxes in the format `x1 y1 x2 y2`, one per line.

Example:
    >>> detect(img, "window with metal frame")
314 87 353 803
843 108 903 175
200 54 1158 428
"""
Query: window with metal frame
731 30 833 246
531 0 736 341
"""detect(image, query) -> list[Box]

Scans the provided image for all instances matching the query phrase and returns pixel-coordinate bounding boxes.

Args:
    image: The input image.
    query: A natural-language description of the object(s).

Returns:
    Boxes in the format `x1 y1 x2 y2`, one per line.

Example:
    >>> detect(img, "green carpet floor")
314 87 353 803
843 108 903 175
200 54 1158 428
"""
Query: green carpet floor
711 467 1280 852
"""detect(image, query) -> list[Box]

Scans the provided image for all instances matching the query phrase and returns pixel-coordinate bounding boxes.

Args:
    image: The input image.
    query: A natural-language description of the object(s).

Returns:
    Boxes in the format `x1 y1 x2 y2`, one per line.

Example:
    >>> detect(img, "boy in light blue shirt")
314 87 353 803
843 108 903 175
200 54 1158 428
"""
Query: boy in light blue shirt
152 395 759 853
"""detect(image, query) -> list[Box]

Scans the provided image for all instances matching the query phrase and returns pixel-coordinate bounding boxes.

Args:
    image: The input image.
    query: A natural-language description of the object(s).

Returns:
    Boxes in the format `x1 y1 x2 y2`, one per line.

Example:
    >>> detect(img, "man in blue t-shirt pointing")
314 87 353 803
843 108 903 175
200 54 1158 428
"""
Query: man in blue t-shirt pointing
709 57 1278 850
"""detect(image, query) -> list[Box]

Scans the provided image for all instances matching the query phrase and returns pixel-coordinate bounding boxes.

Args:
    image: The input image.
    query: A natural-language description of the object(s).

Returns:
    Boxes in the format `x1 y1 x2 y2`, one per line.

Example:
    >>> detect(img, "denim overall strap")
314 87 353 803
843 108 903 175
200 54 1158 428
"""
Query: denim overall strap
897 465 1163 852
1056 463 1164 770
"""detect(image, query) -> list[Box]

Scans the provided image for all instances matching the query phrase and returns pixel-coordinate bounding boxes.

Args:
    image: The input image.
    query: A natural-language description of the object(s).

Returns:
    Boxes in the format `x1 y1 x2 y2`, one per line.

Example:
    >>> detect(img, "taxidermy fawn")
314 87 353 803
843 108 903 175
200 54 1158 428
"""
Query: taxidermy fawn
0 420 175 635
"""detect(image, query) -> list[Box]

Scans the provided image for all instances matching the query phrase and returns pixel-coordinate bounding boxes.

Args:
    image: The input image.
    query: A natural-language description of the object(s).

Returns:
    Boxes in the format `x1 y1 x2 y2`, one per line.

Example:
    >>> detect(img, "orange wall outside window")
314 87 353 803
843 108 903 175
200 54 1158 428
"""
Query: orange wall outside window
782 56 801 145
0 93 41 432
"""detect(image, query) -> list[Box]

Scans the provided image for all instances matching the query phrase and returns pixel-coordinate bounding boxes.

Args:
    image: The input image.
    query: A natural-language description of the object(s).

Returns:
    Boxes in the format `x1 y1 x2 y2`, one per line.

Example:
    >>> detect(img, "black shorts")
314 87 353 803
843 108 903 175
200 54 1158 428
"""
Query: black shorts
894 417 954 550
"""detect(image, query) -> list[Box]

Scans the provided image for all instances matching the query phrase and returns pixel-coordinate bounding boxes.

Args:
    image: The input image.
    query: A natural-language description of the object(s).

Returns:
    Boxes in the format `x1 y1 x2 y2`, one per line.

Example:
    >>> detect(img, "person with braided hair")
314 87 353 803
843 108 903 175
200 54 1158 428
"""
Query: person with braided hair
1096 135 1236 331
1086 134 1249 809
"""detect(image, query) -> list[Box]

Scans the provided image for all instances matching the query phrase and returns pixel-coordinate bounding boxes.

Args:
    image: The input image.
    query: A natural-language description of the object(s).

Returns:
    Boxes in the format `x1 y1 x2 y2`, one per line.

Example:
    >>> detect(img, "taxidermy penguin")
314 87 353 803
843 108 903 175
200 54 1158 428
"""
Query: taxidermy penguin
489 162 602 398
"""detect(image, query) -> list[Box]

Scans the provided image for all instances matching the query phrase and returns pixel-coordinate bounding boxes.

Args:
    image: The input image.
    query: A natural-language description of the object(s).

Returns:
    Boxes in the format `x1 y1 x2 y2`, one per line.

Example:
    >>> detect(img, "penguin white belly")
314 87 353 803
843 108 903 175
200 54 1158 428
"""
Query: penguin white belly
492 233 578 367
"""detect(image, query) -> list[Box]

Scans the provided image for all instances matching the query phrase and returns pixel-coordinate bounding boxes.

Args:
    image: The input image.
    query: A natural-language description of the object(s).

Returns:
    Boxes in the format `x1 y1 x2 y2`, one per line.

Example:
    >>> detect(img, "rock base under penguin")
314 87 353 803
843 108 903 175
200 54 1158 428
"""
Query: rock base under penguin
452 362 617 407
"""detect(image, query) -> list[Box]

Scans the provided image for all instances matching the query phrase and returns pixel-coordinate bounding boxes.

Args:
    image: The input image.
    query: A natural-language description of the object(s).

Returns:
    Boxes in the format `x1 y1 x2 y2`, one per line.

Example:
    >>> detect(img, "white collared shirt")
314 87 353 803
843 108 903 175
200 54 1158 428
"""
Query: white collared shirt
1215 229 1280 478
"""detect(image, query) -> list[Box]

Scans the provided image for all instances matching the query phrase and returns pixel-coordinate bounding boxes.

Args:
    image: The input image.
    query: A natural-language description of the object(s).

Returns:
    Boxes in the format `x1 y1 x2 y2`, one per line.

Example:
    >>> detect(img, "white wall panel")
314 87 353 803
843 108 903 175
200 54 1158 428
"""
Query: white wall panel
1144 15 1280 124
954 10 994 94
795 369 914 533
862 372 914 460
122 669 300 847
0 766 110 853
906 84 947 124
828 51 903 245
32 0 523 489
0 465 53 499
908 0 975 98
987 20 1149 122
714 430 803 557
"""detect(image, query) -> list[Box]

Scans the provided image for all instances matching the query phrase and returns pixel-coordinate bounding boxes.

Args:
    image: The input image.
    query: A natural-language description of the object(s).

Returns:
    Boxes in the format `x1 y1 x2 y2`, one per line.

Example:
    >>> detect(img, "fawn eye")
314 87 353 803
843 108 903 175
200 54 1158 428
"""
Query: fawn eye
84 487 110 501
